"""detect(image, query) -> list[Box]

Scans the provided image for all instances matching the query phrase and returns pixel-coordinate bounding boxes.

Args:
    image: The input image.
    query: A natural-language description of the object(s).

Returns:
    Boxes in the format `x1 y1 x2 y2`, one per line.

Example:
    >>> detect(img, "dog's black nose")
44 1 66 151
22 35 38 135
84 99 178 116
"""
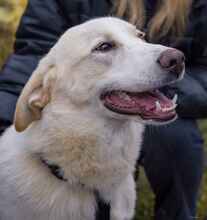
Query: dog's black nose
157 49 185 78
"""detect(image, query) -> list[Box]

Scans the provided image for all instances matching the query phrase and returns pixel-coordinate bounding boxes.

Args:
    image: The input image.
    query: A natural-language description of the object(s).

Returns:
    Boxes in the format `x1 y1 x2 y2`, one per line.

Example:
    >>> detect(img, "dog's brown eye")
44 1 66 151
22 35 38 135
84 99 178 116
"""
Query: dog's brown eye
94 42 115 53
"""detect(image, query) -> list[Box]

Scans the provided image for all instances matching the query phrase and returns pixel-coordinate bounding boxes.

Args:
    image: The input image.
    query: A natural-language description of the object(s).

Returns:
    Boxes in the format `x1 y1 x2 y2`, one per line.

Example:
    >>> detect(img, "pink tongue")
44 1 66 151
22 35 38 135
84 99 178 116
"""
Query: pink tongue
103 90 176 120
105 91 172 110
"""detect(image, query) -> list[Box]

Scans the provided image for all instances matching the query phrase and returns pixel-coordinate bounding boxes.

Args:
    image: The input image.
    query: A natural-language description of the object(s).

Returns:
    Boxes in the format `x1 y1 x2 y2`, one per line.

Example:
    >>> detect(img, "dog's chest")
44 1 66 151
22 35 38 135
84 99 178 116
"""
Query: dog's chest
42 121 142 188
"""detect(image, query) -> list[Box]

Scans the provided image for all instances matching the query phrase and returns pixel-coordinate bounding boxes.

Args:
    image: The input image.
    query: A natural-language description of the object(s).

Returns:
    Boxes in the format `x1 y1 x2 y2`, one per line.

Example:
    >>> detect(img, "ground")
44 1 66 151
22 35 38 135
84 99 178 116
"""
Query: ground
0 1 207 219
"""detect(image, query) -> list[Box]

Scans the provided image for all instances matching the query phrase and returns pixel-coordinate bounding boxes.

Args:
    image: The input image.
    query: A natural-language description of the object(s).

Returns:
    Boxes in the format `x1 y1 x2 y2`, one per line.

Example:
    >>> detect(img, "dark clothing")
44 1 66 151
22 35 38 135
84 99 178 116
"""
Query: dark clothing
142 120 204 219
0 0 206 220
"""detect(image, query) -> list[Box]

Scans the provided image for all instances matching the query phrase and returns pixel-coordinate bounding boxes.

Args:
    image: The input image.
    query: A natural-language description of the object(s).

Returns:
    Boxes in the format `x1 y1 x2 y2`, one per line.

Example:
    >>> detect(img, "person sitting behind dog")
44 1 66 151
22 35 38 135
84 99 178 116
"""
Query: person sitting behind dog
0 0 207 219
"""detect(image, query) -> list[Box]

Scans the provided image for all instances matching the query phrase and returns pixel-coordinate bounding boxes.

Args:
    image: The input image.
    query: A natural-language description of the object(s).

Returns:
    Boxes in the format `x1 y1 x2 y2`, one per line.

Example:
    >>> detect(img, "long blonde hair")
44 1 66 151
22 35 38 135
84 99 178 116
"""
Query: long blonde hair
113 0 192 42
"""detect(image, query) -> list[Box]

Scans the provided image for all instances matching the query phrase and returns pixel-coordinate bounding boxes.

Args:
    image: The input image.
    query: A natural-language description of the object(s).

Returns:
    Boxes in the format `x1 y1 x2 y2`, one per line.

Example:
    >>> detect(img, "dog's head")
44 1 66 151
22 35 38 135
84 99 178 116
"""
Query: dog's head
14 17 185 132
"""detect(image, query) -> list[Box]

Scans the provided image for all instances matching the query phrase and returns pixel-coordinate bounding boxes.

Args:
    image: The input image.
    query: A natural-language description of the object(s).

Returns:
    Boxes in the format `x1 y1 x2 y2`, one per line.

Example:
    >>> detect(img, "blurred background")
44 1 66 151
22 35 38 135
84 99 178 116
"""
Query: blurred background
0 0 206 219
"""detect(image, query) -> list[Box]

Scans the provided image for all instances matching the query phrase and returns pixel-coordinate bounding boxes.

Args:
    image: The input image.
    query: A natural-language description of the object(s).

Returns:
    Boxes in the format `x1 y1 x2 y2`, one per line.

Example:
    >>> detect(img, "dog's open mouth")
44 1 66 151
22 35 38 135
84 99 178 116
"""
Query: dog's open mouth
101 90 177 122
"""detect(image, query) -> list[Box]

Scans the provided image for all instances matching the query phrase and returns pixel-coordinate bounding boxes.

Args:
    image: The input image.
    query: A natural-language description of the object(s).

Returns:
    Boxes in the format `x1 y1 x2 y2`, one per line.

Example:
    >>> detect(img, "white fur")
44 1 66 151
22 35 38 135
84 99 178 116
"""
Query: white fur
0 17 183 220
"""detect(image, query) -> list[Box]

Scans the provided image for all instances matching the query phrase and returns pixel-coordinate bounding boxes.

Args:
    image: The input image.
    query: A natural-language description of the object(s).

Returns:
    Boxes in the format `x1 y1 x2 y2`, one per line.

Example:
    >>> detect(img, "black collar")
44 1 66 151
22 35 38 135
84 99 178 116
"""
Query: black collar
40 157 68 182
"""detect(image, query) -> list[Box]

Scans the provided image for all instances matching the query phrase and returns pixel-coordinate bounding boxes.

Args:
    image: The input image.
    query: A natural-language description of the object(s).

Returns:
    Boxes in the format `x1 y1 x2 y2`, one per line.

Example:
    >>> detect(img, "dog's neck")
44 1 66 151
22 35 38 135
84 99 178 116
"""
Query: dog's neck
29 110 140 186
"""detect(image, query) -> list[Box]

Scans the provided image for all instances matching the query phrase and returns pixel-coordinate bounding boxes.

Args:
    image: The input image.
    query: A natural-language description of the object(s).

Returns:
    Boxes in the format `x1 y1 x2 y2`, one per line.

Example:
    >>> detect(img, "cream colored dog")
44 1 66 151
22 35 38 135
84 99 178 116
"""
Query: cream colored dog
0 17 184 220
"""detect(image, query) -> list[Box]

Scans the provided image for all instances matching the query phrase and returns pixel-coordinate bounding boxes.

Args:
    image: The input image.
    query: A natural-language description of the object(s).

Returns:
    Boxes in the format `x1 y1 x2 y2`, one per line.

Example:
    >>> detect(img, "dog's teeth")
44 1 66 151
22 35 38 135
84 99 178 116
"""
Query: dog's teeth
156 100 177 112
155 101 162 111
162 104 177 112
118 92 131 101
172 94 178 104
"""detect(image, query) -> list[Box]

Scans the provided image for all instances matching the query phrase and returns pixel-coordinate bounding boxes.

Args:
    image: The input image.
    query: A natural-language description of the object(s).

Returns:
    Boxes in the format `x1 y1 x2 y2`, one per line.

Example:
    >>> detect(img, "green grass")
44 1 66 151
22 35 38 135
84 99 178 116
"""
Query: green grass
197 121 207 220
135 169 154 220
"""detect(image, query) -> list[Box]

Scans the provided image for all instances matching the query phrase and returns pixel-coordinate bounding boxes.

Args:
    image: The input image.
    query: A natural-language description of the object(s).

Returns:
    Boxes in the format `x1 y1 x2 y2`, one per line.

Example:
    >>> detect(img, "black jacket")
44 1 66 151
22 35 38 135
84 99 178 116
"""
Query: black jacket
0 0 207 124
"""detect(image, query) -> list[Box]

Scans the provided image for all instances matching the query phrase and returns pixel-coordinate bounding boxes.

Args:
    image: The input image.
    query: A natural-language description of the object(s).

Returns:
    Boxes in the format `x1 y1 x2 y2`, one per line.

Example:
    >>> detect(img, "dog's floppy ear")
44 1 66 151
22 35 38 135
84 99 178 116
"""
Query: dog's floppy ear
14 61 57 132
